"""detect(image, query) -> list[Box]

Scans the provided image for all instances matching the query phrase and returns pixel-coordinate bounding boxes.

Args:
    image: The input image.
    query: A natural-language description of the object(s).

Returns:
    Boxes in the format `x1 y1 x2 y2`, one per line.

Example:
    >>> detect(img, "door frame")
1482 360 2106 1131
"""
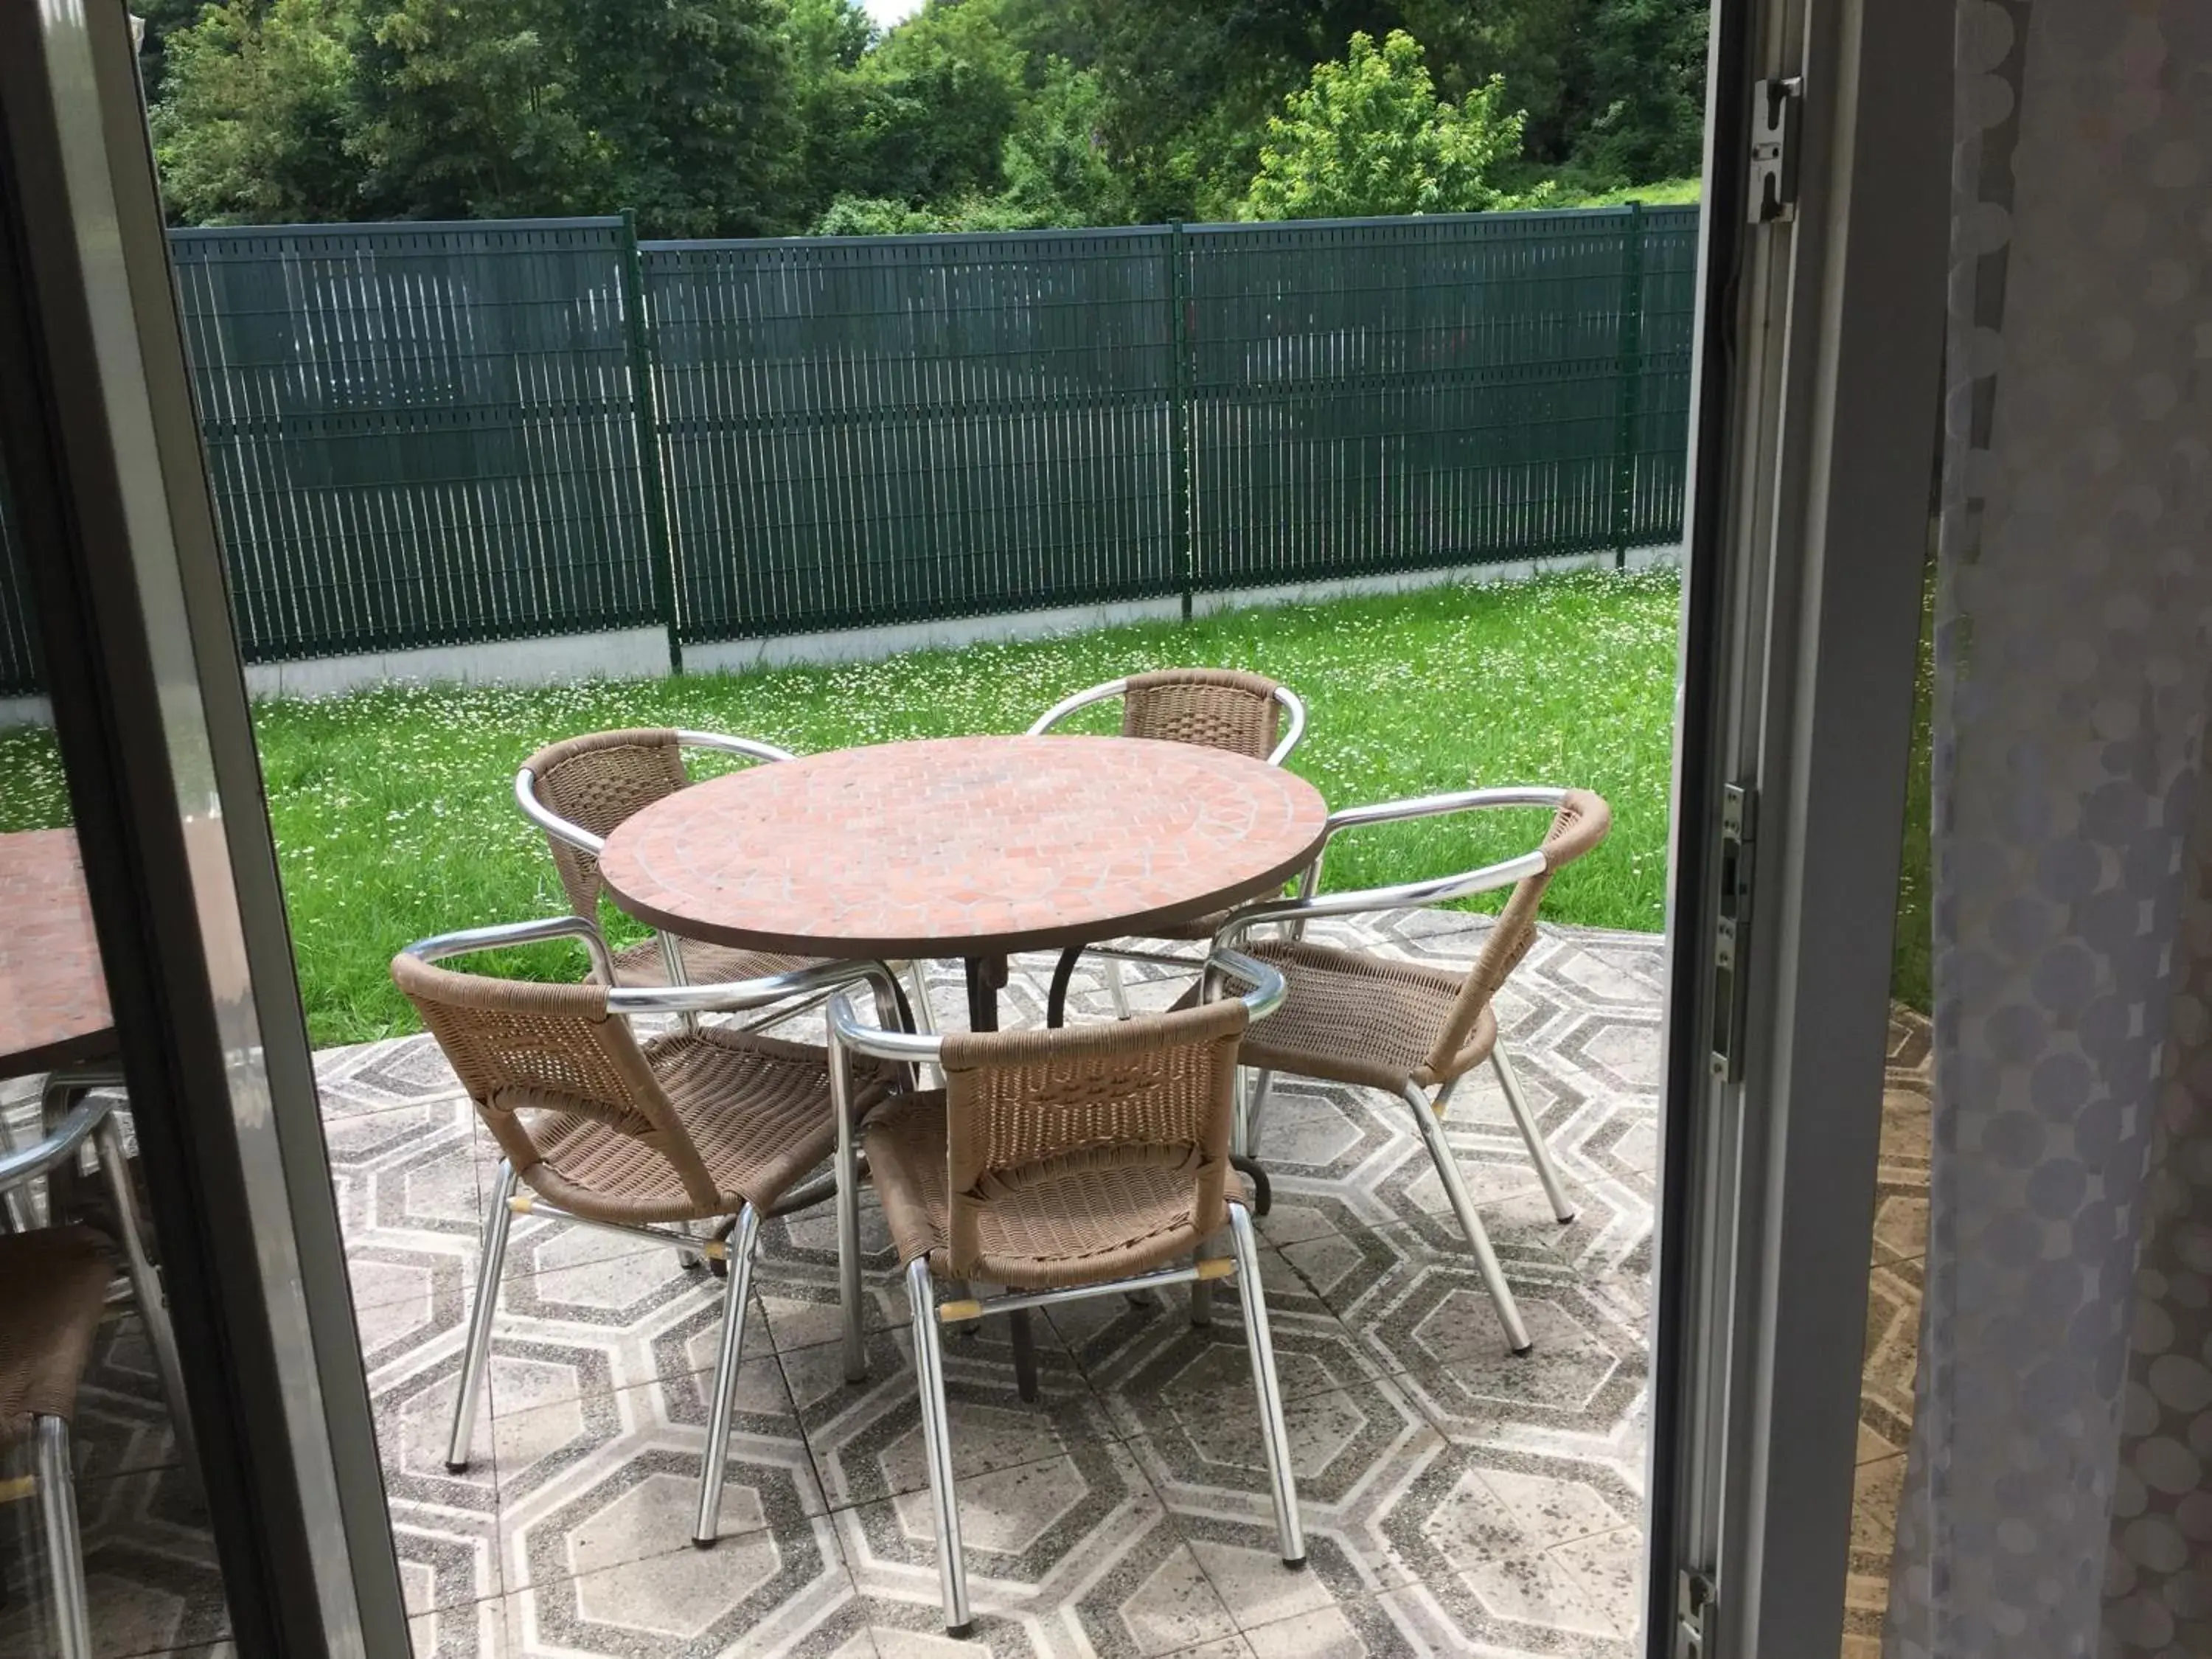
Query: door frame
1647 0 1951 1655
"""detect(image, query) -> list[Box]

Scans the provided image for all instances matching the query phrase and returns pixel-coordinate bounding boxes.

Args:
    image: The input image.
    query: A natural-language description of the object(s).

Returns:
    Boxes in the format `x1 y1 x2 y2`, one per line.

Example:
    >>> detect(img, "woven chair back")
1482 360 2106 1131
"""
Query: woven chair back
1424 790 1612 1079
523 728 689 917
391 952 720 1210
1120 669 1283 759
934 999 1249 1280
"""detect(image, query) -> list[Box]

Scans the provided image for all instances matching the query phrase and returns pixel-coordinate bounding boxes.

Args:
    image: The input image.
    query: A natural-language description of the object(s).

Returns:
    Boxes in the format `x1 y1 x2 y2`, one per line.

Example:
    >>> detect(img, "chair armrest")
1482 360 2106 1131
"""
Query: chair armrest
1266 686 1307 766
1214 850 1550 943
1026 679 1128 737
403 914 619 984
608 955 900 1018
1317 785 1568 846
514 767 605 856
0 1091 114 1194
675 731 797 765
827 947 1286 1061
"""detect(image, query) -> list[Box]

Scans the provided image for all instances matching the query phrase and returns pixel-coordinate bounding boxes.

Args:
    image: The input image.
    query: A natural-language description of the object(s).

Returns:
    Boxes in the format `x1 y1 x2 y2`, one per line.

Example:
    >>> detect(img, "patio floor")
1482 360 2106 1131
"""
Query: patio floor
4 911 1926 1659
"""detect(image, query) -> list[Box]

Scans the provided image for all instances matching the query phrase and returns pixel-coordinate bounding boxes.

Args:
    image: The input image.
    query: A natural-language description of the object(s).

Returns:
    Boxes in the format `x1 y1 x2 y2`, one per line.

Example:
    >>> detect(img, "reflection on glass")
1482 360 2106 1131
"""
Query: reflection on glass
0 426 230 1659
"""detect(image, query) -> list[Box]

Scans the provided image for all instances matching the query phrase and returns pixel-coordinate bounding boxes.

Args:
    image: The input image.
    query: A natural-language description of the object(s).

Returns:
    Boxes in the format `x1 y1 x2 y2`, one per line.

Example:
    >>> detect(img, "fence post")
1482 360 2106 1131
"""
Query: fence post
1169 221 1194 620
618 211 684 673
1609 202 1646 570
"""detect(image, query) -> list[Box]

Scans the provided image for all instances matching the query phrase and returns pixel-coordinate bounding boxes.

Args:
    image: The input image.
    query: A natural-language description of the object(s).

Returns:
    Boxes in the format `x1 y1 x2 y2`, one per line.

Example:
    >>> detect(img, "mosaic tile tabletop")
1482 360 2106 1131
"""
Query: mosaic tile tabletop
0 827 115 1077
597 737 1329 957
5 914 1931 1659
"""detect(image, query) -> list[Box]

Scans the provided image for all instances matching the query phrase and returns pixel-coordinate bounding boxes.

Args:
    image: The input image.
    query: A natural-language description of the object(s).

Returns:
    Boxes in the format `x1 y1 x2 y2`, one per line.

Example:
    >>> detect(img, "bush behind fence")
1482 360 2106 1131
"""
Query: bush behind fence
0 206 1697 695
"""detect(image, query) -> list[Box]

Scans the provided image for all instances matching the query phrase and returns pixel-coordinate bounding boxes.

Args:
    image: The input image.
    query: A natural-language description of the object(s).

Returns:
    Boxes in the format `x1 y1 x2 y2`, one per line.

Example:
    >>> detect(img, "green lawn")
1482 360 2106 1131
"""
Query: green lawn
0 568 1683 1046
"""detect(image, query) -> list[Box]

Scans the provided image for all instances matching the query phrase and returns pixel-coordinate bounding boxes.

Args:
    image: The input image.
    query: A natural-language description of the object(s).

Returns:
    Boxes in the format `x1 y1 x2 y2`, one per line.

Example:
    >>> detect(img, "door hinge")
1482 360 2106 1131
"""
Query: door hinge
1676 1568 1717 1659
1709 783 1756 1080
1747 77 1804 223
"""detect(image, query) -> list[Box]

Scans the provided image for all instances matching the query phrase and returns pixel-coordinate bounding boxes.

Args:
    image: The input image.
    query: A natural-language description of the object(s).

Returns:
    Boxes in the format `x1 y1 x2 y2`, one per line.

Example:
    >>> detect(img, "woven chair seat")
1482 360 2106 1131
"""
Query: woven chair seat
608 936 821 991
0 1225 114 1449
864 1091 1239 1290
505 1029 847 1225
1188 938 1499 1093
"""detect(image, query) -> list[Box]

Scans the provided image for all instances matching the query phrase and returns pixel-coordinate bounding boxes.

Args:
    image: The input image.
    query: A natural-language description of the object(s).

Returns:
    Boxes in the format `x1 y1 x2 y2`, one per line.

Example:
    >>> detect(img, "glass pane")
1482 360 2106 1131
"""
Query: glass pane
0 417 233 1657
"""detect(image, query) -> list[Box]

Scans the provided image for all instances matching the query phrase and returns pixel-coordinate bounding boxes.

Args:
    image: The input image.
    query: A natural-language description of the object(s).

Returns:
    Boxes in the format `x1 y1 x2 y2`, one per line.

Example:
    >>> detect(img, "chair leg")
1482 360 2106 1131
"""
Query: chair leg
1225 1203 1305 1568
907 1257 971 1635
445 1161 517 1472
1009 1307 1039 1402
35 1416 91 1659
901 959 942 1091
1244 1068 1276 1158
1402 1085 1531 1354
831 1040 869 1385
0 1101 26 1232
694 1203 763 1546
91 1114 198 1475
1491 1046 1576 1223
1104 953 1133 1020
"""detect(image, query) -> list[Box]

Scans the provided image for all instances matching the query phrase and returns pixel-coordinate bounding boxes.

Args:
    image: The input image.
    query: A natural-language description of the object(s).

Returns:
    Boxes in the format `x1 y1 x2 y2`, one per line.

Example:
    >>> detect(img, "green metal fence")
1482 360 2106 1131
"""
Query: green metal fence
168 217 665 662
1186 206 1694 591
644 226 1180 642
0 206 1696 693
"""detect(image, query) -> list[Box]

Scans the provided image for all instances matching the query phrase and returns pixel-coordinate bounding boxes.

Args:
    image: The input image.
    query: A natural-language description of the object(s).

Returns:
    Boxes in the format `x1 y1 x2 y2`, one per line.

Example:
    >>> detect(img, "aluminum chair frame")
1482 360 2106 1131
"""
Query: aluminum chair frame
828 950 1304 1635
406 915 906 1546
0 1086 192 1659
1028 678 1307 1018
515 729 940 1045
1212 786 1587 1357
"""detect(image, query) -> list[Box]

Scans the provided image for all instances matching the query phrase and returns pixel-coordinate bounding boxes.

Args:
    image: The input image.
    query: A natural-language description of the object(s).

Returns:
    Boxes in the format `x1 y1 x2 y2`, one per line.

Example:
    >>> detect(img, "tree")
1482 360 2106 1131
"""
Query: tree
835 0 1028 210
1240 31 1541 221
559 0 799 237
151 0 366 225
347 0 799 234
348 0 611 221
1573 0 1707 186
996 58 1130 227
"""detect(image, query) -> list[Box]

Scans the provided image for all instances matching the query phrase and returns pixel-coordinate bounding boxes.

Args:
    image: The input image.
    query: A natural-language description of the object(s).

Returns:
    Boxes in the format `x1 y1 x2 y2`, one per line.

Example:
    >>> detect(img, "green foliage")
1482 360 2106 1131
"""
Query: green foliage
830 0 1028 213
348 0 611 222
1573 0 1708 186
147 0 1709 237
1546 174 1700 207
997 58 1130 228
151 0 365 225
1242 32 1543 221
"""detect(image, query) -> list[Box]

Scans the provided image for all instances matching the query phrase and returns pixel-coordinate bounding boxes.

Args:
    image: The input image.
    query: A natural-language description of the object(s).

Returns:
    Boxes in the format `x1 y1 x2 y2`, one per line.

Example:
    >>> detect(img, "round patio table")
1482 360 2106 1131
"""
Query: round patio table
597 733 1331 1032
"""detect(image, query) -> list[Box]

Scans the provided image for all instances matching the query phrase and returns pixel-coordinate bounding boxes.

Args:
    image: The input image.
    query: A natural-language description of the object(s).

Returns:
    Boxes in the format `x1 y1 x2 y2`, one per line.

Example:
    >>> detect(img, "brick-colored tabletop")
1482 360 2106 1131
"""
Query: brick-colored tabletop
0 828 116 1077
597 734 1330 959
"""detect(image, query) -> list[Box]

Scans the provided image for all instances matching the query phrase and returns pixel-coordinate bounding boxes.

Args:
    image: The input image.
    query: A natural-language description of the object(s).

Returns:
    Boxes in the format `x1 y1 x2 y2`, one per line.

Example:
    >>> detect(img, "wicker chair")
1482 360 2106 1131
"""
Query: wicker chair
1205 787 1611 1356
830 950 1304 1635
0 1093 137 1659
392 916 901 1546
517 728 937 1036
1028 670 1308 1015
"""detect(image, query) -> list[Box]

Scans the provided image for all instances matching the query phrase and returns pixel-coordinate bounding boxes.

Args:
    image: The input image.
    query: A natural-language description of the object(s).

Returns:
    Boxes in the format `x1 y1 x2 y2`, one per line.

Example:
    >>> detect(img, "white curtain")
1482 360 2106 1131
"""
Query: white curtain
1884 3 2212 1658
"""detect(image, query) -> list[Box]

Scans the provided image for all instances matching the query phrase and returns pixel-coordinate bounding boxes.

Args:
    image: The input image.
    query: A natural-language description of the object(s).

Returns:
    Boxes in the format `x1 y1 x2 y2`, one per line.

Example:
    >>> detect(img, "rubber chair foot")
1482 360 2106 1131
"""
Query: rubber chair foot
1284 1556 1309 1572
1510 1343 1534 1358
444 1461 470 1475
946 1621 974 1639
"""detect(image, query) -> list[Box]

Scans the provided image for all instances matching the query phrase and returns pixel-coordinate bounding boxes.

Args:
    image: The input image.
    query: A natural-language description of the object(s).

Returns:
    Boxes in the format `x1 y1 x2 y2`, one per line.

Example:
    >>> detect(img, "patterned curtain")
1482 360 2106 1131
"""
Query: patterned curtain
1884 4 2212 1658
